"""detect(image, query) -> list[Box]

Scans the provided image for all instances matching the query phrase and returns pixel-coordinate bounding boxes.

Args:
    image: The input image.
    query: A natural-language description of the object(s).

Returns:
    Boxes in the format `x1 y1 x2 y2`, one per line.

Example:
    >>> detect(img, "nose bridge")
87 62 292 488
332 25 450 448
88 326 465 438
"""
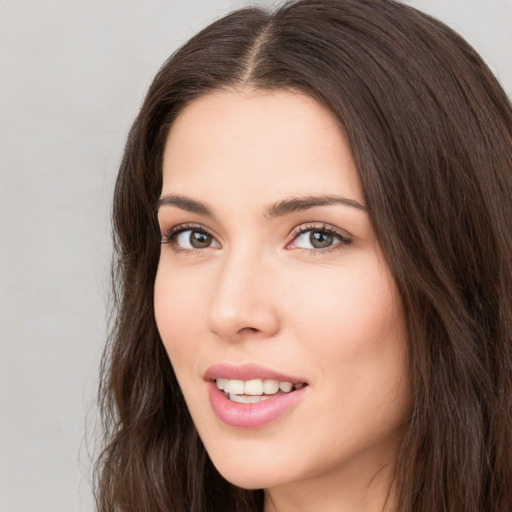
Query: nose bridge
206 243 279 341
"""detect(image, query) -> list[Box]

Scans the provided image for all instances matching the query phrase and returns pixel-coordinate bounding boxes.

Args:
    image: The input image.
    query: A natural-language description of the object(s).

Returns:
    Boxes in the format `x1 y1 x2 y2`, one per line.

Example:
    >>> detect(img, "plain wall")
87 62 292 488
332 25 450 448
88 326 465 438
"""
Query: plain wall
1 1 510 510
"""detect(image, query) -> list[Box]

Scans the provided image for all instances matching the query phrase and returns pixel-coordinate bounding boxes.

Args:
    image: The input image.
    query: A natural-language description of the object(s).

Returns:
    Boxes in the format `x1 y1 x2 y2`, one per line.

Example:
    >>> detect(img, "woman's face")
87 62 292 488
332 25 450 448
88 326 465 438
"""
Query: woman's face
155 89 410 507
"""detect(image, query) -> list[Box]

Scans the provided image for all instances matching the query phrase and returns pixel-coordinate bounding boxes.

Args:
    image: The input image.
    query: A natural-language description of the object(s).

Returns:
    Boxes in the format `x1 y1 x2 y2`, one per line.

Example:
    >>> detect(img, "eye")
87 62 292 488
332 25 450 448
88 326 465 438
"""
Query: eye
287 225 351 252
162 225 220 251
176 230 215 249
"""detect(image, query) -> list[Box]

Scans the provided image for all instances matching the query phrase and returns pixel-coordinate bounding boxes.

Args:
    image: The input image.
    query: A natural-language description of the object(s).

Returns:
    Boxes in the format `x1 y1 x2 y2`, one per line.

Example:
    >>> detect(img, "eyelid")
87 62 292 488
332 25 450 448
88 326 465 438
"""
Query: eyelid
161 223 221 249
286 223 352 252
160 221 352 254
288 222 351 240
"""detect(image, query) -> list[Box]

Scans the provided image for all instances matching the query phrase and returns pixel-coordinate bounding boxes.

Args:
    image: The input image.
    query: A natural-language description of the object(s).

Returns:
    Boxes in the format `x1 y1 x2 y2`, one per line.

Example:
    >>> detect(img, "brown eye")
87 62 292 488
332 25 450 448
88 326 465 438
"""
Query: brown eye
169 228 220 251
309 231 334 249
189 230 213 248
288 225 351 252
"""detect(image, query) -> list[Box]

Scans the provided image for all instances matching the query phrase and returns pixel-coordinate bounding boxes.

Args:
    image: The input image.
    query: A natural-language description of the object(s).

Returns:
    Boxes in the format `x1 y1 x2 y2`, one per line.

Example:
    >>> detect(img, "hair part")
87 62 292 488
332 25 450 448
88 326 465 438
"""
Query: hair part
95 1 512 511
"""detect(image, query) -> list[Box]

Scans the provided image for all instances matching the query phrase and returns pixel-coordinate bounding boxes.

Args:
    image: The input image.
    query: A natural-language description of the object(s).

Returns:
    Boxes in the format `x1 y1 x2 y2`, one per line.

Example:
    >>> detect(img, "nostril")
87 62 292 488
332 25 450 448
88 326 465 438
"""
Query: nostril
236 326 262 337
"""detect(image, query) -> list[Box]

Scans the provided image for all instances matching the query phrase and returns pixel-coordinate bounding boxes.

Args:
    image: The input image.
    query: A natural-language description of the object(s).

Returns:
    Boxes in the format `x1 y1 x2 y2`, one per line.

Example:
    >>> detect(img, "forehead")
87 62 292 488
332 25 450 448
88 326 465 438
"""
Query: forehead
161 88 363 206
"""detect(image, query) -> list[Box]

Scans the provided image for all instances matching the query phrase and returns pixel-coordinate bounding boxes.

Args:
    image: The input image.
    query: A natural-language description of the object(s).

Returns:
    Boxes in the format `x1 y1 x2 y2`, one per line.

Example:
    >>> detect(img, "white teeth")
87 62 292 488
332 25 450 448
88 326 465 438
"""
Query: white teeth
244 379 264 395
263 379 279 394
279 381 293 392
215 378 302 397
229 394 272 404
224 379 244 395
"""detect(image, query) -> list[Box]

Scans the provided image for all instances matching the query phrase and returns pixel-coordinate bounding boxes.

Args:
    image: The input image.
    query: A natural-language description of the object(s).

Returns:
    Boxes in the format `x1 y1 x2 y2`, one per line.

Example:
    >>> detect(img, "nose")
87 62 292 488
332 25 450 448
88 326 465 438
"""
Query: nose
205 248 280 342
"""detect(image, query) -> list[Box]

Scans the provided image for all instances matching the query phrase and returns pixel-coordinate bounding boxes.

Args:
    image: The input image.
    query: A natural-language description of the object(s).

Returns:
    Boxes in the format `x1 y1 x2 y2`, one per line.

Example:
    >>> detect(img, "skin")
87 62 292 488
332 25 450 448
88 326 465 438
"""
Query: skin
154 88 411 512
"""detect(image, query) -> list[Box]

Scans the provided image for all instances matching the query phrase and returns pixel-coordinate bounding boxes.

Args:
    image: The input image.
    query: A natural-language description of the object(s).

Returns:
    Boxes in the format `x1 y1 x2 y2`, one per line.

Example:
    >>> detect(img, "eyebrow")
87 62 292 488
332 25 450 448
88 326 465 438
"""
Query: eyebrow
157 193 368 218
157 194 213 216
264 195 368 218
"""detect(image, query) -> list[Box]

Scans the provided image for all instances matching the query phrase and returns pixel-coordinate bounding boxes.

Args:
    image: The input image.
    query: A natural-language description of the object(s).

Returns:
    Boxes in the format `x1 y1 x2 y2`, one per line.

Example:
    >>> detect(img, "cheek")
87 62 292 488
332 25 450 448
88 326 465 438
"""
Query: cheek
284 258 409 413
153 263 208 369
284 258 403 351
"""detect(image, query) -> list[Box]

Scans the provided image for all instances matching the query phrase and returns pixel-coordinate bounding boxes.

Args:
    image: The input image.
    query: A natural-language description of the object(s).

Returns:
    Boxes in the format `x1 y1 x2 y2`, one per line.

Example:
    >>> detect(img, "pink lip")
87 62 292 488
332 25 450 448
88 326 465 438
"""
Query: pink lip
204 363 308 429
204 363 307 383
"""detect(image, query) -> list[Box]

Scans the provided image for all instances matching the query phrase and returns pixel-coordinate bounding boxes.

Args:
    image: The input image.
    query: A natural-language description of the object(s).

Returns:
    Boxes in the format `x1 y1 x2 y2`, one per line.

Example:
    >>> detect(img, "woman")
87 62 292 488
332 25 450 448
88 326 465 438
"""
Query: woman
95 0 512 510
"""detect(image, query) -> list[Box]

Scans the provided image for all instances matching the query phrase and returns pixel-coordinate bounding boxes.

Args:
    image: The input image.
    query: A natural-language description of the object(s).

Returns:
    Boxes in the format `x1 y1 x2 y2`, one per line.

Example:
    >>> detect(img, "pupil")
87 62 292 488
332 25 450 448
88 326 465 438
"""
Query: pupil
310 231 333 248
190 231 211 248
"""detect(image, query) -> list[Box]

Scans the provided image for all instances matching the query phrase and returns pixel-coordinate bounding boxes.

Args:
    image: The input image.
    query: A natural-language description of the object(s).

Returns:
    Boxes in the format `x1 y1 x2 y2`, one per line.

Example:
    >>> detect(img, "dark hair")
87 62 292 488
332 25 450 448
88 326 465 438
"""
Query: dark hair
95 1 512 510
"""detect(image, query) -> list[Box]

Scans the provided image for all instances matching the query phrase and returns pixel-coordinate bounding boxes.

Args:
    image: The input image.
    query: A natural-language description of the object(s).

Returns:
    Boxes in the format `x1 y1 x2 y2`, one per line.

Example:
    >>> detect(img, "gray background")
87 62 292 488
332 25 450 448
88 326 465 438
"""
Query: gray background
1 1 510 511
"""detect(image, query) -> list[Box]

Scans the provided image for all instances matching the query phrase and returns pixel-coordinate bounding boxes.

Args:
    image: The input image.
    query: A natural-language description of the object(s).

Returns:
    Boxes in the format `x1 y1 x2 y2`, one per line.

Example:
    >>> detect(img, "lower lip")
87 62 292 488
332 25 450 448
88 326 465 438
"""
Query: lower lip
207 382 307 428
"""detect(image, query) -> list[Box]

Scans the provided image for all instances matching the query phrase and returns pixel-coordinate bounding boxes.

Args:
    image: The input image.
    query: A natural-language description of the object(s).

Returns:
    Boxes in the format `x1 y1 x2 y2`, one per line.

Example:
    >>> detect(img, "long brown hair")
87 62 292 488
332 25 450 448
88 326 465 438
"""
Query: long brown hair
95 1 512 510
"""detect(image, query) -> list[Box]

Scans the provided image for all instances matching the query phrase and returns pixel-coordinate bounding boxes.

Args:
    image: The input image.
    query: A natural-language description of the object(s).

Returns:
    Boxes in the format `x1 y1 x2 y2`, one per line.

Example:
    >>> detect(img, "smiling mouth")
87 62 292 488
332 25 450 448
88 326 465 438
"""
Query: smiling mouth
216 378 307 404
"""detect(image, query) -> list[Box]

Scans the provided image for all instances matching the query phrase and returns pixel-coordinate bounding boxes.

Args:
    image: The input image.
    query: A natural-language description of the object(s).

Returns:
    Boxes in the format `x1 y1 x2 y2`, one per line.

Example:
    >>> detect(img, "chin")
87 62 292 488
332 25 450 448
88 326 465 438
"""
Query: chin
203 438 295 490
214 464 285 490
221 473 270 490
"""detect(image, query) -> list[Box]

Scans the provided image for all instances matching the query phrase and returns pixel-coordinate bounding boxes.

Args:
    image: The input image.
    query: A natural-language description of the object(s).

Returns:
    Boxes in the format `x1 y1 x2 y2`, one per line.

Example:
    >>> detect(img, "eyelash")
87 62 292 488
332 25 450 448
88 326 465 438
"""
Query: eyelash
288 223 352 255
161 224 213 255
160 223 352 255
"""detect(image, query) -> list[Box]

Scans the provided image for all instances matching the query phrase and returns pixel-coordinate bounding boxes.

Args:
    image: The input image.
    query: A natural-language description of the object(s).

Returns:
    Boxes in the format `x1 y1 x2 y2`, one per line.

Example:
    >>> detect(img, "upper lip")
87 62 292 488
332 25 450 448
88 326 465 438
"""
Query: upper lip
204 363 307 384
